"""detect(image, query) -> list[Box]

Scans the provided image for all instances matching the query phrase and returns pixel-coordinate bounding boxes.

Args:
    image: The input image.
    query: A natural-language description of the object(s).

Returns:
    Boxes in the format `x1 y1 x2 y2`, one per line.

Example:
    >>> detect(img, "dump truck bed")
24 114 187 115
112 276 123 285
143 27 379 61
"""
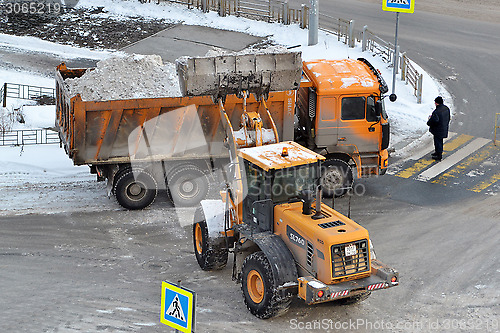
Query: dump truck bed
55 63 295 166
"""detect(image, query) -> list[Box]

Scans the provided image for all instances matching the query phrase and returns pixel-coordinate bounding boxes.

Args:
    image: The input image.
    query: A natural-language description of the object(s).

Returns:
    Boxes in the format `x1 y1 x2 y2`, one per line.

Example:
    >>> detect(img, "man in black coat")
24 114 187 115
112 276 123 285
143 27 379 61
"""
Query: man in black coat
427 96 451 161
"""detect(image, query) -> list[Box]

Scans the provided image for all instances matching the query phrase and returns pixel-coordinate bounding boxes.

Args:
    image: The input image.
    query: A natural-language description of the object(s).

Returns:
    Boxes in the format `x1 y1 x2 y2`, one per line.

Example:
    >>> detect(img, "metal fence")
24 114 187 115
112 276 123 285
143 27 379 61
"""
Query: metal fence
1 82 56 108
400 53 423 103
144 0 425 103
0 129 60 146
319 14 355 47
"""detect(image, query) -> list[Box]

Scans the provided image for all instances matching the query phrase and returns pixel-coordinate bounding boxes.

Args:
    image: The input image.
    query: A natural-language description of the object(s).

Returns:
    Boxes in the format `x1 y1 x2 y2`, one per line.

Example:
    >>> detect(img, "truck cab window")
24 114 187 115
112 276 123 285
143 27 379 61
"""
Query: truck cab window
341 96 366 120
366 96 378 122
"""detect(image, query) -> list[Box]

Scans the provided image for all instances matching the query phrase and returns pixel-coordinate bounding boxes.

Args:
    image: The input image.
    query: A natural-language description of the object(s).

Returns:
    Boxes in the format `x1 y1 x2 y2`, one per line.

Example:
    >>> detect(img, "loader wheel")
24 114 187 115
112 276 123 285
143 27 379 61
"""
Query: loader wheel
114 170 157 210
168 165 209 207
321 159 353 197
241 251 292 319
193 207 228 271
336 291 371 305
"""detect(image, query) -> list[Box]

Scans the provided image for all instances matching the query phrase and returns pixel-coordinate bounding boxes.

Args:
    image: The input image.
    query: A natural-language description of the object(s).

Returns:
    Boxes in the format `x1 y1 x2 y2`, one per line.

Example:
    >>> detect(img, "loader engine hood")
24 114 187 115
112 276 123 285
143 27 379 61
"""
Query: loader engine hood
274 202 371 284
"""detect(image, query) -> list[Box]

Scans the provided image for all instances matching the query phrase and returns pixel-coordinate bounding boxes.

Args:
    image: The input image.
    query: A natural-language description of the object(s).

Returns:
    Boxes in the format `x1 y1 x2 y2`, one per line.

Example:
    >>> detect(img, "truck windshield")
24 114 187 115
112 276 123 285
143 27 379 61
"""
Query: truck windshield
271 164 318 203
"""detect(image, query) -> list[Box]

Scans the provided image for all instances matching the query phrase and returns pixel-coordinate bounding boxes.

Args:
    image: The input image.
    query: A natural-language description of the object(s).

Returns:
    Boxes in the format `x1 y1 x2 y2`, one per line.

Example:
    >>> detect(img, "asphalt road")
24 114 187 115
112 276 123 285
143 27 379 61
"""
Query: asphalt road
1 193 498 332
295 0 500 139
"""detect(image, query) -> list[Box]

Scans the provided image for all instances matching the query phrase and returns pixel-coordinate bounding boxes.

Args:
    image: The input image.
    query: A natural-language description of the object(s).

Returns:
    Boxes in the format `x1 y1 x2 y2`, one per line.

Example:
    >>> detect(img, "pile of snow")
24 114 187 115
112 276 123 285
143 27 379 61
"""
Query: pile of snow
15 105 56 130
65 54 182 101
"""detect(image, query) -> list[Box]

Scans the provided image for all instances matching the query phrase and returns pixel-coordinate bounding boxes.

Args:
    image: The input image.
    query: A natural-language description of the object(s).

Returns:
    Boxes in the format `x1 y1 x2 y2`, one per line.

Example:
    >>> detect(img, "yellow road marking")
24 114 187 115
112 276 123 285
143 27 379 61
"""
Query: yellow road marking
443 134 473 152
432 143 495 186
395 158 435 179
471 172 500 192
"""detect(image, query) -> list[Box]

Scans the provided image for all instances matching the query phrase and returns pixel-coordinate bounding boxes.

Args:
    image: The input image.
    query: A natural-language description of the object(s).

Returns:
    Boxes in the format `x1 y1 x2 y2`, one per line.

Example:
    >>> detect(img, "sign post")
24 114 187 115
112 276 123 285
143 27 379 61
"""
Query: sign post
160 281 196 333
382 0 415 102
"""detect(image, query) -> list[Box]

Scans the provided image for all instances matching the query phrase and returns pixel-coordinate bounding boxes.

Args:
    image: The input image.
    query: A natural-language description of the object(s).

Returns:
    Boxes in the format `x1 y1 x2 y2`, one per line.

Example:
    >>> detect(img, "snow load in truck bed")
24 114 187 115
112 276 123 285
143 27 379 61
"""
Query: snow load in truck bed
64 54 182 101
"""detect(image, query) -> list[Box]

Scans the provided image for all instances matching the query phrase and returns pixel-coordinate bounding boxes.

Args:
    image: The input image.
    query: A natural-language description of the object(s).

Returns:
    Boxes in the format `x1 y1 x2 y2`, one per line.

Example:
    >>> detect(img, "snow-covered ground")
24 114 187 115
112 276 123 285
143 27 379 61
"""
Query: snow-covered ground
0 0 450 215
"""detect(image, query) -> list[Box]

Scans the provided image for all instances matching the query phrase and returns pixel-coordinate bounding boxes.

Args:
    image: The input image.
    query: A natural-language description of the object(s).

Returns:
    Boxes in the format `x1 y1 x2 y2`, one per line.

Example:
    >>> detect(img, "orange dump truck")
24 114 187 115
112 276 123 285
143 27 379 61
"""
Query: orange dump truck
56 55 389 209
55 63 295 209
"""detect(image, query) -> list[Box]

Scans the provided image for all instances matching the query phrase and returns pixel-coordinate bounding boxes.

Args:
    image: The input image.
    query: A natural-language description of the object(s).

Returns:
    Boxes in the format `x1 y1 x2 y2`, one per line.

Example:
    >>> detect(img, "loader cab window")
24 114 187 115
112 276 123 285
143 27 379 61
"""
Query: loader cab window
244 162 266 200
271 164 317 203
341 96 366 120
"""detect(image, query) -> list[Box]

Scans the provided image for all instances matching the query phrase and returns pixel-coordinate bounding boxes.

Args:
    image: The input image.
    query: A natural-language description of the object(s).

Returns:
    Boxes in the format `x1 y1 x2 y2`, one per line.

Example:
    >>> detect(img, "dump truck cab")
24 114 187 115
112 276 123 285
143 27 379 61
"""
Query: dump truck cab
298 58 390 187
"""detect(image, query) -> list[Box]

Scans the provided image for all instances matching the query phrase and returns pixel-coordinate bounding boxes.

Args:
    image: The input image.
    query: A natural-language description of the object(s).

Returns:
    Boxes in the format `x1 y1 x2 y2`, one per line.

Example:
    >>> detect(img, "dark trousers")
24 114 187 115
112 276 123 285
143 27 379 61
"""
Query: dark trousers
433 136 444 156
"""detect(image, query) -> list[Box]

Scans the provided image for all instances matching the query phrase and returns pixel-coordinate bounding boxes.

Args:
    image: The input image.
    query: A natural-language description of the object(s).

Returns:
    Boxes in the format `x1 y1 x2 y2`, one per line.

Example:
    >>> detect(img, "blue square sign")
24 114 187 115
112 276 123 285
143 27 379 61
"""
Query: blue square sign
160 281 195 333
383 0 415 13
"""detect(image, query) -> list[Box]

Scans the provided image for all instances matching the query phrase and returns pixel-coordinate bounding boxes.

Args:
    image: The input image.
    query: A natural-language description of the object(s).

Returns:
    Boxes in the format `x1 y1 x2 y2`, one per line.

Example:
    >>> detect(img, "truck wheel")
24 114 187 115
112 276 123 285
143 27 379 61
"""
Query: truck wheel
321 159 353 197
336 291 371 305
193 207 228 271
114 169 157 210
167 165 209 207
241 251 292 319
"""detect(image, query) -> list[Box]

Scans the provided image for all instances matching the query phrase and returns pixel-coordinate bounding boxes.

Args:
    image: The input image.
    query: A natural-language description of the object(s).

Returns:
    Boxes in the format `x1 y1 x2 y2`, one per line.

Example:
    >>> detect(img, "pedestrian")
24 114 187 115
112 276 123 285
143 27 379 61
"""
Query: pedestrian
427 96 451 161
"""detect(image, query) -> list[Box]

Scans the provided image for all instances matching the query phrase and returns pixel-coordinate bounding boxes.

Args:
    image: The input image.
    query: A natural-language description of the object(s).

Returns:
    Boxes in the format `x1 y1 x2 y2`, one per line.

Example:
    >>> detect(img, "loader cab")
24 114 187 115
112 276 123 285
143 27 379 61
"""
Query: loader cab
238 142 325 232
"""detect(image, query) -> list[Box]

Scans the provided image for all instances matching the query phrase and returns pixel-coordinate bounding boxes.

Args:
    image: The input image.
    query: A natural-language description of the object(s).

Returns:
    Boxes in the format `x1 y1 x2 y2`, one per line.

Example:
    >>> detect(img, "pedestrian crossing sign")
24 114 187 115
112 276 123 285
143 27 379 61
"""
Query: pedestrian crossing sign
160 281 196 332
383 0 415 13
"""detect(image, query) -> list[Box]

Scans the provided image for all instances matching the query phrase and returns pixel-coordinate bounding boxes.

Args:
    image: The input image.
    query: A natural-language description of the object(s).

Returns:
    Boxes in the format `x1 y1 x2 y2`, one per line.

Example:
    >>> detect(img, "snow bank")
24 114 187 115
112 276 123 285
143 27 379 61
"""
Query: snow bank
0 33 114 60
65 54 182 101
15 105 56 130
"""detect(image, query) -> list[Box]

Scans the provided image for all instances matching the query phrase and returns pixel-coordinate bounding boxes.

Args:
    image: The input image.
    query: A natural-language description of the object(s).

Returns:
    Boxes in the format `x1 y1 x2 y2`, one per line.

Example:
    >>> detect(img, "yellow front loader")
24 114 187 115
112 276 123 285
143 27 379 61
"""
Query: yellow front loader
179 52 399 318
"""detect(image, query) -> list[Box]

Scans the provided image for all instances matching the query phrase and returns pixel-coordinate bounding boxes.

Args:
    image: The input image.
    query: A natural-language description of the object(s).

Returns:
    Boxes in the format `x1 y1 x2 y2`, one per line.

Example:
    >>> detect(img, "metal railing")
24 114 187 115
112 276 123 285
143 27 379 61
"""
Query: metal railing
319 14 355 47
1 82 56 108
0 129 60 146
400 53 423 103
361 26 394 64
141 0 423 103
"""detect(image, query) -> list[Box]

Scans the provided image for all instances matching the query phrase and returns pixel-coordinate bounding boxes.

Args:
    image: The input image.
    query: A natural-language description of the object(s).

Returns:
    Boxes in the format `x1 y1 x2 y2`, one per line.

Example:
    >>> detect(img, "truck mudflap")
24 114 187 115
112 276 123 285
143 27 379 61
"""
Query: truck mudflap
298 259 399 305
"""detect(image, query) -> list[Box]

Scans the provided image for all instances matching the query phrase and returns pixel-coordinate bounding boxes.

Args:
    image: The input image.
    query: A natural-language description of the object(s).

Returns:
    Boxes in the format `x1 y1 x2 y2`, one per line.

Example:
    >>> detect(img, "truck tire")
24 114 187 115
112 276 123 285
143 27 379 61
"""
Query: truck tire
167 165 210 207
321 159 353 197
193 207 228 271
241 251 292 319
114 169 157 210
336 291 371 305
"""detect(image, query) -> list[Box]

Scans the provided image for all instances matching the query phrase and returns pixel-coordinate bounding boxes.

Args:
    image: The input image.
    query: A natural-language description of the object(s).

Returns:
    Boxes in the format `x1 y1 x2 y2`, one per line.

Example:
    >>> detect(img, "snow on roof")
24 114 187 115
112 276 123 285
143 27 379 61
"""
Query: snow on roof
238 141 324 171
303 59 377 95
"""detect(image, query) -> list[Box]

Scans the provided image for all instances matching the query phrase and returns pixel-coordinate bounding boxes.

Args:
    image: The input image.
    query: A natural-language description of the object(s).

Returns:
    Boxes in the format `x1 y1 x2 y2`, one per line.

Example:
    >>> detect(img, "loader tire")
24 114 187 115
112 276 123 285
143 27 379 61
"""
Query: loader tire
241 251 292 319
336 291 371 305
193 207 228 271
114 169 157 210
167 165 209 207
321 159 353 197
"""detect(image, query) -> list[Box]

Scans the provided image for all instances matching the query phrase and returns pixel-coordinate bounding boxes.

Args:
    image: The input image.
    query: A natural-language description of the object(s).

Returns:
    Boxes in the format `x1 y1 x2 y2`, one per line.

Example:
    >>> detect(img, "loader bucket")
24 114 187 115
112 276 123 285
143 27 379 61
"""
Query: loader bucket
176 52 302 100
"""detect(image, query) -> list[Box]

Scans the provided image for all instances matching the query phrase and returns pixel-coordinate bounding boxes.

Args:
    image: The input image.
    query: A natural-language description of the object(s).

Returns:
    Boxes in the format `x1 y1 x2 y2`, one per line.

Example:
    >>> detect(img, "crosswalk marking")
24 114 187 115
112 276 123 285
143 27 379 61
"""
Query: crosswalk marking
416 138 490 182
443 134 474 152
395 158 434 179
391 133 499 193
470 172 500 193
432 142 496 186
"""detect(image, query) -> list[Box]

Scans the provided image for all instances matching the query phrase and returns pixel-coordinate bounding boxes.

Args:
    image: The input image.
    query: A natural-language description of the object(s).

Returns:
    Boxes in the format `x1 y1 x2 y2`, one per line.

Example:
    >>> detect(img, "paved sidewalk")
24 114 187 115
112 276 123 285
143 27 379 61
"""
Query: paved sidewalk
121 23 265 62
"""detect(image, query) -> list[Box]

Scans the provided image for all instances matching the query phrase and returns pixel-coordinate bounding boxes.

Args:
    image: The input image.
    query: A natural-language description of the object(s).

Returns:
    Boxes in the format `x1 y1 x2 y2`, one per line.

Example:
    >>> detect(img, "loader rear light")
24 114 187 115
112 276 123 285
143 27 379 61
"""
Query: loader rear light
317 290 324 298
391 276 398 283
